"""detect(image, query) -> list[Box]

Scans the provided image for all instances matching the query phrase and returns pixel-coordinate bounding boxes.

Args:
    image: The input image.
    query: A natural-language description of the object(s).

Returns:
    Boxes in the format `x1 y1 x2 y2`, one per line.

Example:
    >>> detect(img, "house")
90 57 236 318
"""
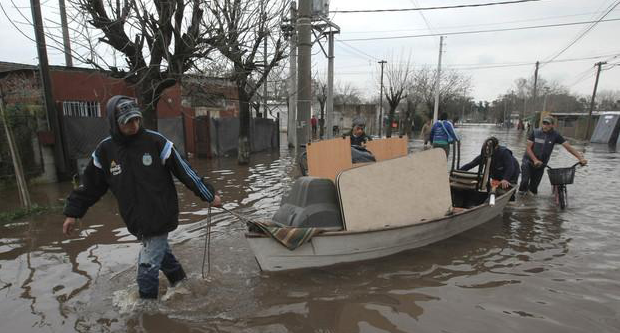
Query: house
0 61 241 181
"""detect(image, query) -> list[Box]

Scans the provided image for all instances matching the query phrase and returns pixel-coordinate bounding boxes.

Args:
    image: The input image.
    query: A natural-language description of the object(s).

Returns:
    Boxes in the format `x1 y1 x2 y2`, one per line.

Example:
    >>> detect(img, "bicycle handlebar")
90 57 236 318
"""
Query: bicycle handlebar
545 162 584 170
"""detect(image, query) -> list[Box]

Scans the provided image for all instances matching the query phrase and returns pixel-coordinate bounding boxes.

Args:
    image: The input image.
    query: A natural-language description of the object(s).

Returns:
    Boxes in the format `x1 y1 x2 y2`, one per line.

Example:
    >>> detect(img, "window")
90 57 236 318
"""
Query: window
62 101 101 117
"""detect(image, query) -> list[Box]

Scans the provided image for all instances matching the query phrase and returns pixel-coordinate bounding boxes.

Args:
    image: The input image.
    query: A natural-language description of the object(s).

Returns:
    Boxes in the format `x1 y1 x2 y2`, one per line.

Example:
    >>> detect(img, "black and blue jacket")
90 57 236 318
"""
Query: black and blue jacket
523 128 566 165
460 146 520 183
63 96 215 239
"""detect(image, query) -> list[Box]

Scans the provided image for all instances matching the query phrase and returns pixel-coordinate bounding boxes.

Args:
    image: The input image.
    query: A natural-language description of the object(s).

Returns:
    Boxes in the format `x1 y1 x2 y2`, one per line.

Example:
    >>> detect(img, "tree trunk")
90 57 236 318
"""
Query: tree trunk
238 87 251 165
386 105 397 138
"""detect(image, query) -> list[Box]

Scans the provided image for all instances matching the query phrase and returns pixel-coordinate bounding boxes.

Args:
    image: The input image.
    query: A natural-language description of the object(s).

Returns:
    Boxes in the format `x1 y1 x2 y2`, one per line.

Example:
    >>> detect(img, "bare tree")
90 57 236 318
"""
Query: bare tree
202 0 287 165
597 89 620 110
314 77 327 138
383 57 412 138
334 82 362 106
67 0 212 128
414 67 472 120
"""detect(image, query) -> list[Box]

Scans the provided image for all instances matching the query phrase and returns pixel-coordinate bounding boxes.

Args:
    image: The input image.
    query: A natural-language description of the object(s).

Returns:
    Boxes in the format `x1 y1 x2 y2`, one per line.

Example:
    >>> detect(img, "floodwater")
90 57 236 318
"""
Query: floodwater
1 127 619 333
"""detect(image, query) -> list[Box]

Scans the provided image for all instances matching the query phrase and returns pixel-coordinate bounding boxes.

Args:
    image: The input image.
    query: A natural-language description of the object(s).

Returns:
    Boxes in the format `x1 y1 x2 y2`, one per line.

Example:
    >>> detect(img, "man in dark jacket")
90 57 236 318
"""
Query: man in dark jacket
349 116 372 146
63 95 221 299
518 116 587 195
460 137 520 189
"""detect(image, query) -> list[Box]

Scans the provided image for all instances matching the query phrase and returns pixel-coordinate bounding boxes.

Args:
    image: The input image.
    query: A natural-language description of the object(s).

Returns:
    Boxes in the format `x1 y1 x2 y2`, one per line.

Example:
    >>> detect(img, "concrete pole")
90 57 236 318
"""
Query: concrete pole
287 2 297 147
585 61 606 140
326 31 335 139
58 0 73 67
296 0 311 146
262 0 268 118
31 0 66 174
433 36 444 123
378 60 386 137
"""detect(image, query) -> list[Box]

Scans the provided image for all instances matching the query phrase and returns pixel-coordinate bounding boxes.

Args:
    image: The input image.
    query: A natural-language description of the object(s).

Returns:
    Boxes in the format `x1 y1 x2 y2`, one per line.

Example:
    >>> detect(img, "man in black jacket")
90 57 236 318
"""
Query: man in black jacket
459 137 520 190
63 95 221 299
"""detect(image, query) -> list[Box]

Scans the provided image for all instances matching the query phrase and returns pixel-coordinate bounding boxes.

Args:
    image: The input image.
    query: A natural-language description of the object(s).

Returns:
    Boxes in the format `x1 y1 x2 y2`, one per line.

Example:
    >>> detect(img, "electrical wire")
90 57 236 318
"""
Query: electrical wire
540 0 620 67
331 0 540 14
338 18 620 42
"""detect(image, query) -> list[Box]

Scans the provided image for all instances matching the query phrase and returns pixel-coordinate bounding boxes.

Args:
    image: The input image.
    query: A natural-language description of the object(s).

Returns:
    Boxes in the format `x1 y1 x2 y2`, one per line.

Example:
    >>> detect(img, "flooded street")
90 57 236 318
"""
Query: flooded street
1 127 619 332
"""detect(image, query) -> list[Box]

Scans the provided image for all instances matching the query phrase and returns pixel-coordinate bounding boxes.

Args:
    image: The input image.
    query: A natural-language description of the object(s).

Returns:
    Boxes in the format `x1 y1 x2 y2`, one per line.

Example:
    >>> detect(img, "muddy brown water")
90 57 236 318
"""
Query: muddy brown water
1 127 619 332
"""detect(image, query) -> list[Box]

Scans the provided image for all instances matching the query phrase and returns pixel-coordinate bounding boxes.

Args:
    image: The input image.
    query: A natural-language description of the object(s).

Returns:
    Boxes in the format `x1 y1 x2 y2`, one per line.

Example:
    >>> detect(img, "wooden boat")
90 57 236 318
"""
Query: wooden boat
245 138 514 271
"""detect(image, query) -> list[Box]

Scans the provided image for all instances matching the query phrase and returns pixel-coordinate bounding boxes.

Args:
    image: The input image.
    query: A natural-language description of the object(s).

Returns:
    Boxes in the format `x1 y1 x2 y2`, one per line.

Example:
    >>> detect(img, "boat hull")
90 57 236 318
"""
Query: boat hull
246 188 515 271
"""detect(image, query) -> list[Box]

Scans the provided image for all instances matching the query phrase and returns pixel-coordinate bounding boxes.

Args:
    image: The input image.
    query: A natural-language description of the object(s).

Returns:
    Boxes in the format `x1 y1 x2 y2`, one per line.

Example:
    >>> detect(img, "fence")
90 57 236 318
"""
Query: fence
0 114 43 182
209 117 279 156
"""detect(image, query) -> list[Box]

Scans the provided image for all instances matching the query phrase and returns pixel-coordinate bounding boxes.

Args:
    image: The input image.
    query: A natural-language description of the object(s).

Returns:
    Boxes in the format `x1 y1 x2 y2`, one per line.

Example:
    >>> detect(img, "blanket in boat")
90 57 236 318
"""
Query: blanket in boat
249 221 323 250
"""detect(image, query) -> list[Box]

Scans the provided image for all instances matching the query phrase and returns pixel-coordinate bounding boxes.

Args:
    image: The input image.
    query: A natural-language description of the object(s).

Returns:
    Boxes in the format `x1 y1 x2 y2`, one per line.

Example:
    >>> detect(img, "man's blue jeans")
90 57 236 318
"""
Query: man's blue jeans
137 233 186 299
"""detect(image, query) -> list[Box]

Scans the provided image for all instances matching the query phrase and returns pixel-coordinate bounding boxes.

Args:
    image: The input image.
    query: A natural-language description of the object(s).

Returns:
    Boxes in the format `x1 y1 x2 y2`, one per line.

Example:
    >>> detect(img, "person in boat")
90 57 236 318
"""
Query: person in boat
429 112 459 157
459 136 520 193
349 116 372 146
518 116 587 195
62 95 222 300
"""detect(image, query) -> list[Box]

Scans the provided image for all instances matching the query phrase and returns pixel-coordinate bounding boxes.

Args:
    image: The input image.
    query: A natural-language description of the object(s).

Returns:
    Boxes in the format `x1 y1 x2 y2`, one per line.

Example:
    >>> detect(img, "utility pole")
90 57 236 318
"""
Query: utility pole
326 30 335 139
532 61 539 116
287 2 297 148
433 36 444 123
58 0 73 67
585 61 606 140
378 60 386 137
31 0 66 175
297 0 311 146
262 0 268 119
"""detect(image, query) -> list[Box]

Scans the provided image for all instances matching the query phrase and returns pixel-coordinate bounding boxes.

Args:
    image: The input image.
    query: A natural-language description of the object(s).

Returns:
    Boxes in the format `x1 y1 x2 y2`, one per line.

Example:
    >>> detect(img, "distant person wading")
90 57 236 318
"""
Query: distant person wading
429 112 459 157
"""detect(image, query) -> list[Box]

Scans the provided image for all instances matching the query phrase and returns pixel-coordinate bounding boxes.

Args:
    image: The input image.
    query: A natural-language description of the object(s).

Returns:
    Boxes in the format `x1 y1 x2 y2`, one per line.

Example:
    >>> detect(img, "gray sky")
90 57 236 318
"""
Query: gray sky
1 0 619 102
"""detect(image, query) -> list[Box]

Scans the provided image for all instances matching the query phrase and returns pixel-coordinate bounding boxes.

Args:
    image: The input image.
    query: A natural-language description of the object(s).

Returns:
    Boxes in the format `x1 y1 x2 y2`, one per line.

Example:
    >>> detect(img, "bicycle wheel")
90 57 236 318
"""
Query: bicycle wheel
558 185 567 209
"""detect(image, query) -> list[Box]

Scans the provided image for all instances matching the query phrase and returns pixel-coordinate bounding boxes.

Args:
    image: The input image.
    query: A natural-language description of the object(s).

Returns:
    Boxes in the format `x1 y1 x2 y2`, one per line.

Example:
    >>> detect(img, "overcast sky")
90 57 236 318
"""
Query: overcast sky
1 0 619 102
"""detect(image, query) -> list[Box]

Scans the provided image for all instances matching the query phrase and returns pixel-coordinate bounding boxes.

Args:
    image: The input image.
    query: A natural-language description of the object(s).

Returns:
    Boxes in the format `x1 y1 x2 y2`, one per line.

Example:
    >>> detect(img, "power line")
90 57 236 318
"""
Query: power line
343 10 620 34
336 39 380 61
338 18 620 42
331 0 540 14
541 0 620 67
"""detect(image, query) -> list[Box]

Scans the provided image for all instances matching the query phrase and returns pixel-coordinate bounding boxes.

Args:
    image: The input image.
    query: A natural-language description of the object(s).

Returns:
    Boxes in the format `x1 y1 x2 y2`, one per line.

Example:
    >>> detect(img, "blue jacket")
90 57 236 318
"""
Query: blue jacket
429 120 458 145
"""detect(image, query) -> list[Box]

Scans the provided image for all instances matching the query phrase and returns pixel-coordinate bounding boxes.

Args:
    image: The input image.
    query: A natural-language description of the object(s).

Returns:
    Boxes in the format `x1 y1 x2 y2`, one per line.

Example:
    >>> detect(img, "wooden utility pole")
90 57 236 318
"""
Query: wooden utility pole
31 0 66 174
378 60 386 137
532 61 539 115
433 36 444 123
0 91 32 208
296 0 311 146
585 61 606 140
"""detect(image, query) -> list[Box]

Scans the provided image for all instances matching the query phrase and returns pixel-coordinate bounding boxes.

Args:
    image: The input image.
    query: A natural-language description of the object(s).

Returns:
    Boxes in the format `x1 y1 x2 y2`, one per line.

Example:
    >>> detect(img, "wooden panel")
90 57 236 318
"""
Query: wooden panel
365 136 408 161
337 148 452 232
307 137 352 181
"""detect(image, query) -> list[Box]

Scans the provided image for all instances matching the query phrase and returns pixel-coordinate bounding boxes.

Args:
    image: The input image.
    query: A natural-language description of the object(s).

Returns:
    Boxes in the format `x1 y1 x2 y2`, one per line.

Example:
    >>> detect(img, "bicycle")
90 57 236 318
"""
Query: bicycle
546 162 583 210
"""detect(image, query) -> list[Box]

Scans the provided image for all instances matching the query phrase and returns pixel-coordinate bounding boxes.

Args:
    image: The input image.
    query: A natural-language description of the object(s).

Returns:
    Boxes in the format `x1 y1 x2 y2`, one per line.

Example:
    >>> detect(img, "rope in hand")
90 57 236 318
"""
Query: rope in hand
201 204 212 279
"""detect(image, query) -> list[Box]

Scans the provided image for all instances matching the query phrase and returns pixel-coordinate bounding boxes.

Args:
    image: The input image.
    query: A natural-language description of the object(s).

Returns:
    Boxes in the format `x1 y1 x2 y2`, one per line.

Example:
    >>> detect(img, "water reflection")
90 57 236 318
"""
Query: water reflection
1 129 619 332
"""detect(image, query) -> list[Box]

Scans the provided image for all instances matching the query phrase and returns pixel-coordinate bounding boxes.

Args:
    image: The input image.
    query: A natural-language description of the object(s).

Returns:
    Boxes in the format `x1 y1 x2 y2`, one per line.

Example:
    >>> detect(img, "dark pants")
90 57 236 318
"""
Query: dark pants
137 233 186 299
519 160 545 194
